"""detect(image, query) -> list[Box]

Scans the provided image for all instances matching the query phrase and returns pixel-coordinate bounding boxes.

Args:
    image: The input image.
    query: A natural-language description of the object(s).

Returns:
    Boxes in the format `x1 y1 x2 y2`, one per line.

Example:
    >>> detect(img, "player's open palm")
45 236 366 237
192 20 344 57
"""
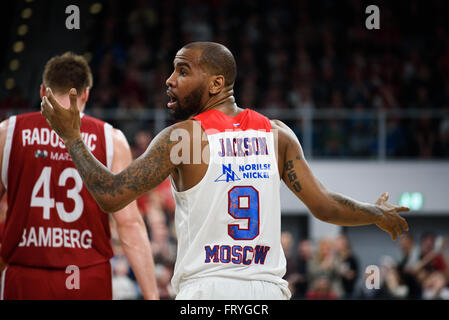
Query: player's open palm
374 192 410 241
41 87 81 145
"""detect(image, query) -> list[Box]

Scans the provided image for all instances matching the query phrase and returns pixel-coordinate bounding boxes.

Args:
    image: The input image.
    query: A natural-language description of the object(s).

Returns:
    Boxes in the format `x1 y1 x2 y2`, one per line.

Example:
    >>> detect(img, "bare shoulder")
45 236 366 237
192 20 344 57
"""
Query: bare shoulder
112 128 131 151
0 119 9 185
270 119 305 161
150 119 198 147
270 119 299 143
140 119 198 159
0 118 9 144
270 119 287 130
0 119 9 133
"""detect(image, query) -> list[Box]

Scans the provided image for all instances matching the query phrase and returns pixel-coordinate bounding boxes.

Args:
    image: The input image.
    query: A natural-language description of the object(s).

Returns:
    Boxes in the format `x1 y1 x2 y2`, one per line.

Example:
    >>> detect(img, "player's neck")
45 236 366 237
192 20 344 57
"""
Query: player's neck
199 89 242 117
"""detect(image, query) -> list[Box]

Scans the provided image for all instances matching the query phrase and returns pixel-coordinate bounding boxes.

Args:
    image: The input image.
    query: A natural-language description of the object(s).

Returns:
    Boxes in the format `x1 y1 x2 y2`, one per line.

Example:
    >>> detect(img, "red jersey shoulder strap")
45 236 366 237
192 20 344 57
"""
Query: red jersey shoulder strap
193 108 271 133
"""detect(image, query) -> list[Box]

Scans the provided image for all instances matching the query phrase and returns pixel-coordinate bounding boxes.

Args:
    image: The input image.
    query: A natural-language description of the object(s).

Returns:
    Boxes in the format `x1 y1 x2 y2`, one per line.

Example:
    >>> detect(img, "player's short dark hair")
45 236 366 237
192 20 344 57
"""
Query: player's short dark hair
183 42 237 86
43 52 93 94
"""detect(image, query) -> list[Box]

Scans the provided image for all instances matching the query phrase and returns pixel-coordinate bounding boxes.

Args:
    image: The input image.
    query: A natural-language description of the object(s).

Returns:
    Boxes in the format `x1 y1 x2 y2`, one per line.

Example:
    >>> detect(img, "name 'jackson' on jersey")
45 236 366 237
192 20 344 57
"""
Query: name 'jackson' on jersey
170 109 290 298
0 112 115 269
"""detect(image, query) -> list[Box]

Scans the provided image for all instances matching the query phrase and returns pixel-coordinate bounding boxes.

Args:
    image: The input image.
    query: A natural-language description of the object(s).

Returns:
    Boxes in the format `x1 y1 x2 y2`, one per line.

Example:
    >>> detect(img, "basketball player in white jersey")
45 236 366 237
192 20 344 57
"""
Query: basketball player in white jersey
41 42 410 300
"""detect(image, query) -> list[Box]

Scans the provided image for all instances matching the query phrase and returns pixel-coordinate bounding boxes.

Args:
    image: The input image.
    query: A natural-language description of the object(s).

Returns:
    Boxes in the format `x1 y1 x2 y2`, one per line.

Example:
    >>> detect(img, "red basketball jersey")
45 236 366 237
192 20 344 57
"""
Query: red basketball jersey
0 112 114 269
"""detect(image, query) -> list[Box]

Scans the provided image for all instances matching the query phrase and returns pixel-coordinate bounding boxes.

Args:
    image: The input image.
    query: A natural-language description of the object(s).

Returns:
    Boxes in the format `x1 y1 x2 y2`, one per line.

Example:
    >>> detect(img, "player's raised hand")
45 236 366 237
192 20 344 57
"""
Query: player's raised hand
374 192 410 241
41 87 81 146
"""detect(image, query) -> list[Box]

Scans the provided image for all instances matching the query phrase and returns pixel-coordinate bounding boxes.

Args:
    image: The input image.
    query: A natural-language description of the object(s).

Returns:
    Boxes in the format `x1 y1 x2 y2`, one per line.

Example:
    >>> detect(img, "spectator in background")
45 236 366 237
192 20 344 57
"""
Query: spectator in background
334 234 359 299
348 104 376 157
397 233 422 299
127 33 152 69
289 239 313 299
143 190 176 266
127 0 159 36
155 262 176 299
415 116 437 158
308 237 343 298
111 237 139 300
0 88 30 113
281 231 295 279
420 236 449 300
321 120 348 157
386 118 406 157
261 85 289 110
376 255 409 299
132 130 153 159
439 112 449 156
421 268 449 300
415 233 447 281
305 274 338 300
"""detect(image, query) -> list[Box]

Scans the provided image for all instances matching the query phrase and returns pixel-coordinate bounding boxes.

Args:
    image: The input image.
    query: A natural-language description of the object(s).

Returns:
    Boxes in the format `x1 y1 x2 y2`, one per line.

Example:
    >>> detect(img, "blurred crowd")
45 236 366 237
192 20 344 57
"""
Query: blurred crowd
280 231 449 300
2 0 449 158
72 0 449 158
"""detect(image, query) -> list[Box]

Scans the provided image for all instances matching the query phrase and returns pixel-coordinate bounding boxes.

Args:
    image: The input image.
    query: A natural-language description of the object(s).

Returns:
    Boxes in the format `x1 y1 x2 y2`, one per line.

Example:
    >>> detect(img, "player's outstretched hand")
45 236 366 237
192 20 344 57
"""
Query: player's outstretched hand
41 87 81 146
374 192 410 241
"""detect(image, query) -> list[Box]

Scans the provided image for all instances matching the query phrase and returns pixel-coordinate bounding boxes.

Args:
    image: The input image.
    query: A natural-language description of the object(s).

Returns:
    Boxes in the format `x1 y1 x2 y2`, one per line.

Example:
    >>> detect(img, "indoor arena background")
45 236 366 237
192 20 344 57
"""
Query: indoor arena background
1 0 449 300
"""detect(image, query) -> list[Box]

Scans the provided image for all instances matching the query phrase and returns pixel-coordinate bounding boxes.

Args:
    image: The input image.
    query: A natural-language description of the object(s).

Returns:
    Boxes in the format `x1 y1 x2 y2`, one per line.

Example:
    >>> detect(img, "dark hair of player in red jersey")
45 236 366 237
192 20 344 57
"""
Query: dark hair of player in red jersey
42 52 93 95
166 42 237 120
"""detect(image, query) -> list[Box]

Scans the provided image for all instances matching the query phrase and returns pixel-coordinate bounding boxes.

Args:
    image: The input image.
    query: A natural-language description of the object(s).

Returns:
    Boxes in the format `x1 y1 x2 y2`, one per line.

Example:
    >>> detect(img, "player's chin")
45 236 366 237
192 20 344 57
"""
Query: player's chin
170 106 188 120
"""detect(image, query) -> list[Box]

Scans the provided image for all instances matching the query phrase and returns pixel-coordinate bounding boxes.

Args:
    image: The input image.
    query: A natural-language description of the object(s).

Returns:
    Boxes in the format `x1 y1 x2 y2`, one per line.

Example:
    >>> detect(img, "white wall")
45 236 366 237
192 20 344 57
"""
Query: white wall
280 161 449 240
281 160 449 214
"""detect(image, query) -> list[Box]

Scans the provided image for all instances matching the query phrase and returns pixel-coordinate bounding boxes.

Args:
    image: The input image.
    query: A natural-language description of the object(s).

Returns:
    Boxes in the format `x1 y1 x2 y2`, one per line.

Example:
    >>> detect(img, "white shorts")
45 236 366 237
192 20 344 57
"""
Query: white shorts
176 277 291 300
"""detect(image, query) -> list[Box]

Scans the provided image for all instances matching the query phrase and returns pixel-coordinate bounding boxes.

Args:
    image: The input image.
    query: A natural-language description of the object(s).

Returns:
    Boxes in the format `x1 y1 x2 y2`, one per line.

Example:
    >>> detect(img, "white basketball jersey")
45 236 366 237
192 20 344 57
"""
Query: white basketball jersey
170 109 290 297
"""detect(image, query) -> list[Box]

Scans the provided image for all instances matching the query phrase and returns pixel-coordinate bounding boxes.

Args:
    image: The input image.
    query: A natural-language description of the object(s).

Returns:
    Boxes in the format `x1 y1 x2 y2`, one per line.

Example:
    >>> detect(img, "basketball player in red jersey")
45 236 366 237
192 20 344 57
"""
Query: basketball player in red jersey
0 53 158 300
42 43 410 299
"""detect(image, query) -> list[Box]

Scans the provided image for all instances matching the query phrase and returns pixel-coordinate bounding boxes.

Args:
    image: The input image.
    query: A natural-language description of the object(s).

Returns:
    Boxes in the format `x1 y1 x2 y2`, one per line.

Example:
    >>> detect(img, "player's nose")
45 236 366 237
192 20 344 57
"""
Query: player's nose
166 72 176 88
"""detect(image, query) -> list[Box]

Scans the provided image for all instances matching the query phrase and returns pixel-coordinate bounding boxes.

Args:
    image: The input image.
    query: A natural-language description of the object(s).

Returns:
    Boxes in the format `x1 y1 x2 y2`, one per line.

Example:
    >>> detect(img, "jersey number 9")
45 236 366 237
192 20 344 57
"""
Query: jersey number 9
227 186 259 240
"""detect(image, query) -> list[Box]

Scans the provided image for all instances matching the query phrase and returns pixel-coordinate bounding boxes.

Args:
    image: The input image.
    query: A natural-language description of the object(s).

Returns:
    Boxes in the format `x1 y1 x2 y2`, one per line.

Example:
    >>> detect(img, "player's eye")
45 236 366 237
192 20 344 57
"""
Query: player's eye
180 68 188 76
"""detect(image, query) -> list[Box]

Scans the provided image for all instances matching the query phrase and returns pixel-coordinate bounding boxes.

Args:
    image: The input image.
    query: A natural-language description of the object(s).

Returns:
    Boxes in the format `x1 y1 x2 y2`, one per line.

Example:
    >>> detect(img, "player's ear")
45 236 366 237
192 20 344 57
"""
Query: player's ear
39 84 46 98
209 75 225 95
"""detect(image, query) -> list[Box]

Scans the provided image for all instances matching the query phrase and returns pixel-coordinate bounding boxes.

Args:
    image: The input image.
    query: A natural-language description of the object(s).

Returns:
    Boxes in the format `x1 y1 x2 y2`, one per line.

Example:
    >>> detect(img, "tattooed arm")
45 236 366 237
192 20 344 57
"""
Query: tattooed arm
41 88 182 213
66 124 179 212
272 119 409 240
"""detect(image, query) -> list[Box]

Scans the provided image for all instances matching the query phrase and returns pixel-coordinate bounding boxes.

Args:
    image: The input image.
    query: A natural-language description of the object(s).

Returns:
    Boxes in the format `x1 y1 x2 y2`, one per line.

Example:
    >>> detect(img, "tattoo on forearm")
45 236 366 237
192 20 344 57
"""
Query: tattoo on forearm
284 156 302 193
68 127 174 200
330 193 382 217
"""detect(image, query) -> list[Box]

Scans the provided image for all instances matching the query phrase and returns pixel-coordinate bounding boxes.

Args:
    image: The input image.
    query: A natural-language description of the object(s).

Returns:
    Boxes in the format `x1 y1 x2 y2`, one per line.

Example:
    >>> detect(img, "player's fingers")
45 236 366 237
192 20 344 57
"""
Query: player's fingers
375 192 389 205
396 206 410 213
393 222 403 238
392 233 397 241
378 223 395 241
390 229 397 241
41 96 53 118
69 88 78 113
45 87 64 112
398 215 409 232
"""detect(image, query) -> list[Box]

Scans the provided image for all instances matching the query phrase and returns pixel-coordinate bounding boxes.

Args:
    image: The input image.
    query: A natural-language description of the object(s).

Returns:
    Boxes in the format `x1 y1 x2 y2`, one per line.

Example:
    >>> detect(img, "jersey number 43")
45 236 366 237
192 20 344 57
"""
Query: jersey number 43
30 166 84 223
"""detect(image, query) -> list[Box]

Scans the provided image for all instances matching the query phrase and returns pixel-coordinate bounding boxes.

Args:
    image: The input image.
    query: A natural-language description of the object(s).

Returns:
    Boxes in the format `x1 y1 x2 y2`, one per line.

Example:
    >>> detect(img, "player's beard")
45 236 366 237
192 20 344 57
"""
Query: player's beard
171 83 206 120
